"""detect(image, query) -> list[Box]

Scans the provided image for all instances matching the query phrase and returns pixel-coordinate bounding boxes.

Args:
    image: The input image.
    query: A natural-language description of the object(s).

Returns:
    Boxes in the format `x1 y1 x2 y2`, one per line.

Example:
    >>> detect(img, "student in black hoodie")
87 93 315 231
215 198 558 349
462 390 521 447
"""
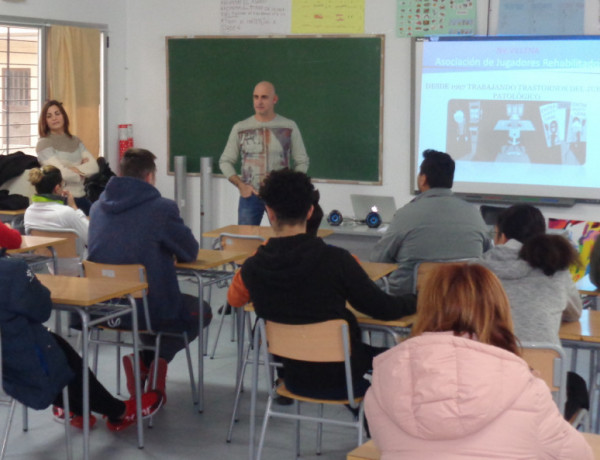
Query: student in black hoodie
227 169 416 399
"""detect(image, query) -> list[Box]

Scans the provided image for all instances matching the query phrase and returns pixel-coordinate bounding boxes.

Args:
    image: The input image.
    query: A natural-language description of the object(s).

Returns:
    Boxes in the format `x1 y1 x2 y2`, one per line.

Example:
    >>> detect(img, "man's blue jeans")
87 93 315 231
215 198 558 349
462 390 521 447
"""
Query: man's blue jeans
238 194 265 225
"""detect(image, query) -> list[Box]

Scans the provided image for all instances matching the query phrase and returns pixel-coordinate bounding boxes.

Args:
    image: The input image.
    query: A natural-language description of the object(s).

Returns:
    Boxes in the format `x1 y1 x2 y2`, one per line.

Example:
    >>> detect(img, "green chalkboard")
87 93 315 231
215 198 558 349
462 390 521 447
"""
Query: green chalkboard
166 36 383 183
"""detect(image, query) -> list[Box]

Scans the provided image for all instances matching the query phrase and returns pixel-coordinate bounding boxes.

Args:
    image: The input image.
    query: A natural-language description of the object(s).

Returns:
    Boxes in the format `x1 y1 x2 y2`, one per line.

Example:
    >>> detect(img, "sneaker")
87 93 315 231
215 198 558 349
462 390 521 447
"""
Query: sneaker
53 405 97 430
106 390 164 432
123 353 149 398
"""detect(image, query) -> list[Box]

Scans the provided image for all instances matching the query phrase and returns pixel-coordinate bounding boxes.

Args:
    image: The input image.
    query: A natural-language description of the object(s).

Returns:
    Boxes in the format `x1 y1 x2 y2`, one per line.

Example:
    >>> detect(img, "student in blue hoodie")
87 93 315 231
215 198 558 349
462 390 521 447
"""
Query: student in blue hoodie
88 148 211 402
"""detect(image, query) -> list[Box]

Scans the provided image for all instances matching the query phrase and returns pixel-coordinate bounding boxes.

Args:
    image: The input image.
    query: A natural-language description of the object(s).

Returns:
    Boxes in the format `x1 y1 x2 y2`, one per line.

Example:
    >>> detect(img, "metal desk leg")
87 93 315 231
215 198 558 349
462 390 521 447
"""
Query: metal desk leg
187 272 205 413
128 294 144 448
249 322 260 460
77 310 90 460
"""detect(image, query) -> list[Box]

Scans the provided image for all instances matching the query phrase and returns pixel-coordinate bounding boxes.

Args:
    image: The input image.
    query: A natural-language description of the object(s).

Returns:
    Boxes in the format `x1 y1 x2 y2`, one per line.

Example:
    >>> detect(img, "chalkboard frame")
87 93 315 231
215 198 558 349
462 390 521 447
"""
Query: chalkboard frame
166 35 384 184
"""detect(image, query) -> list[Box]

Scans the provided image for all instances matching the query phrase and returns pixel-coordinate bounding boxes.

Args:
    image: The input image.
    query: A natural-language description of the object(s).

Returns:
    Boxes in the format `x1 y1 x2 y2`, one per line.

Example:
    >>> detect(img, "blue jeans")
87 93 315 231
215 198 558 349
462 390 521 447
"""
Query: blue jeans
238 194 265 225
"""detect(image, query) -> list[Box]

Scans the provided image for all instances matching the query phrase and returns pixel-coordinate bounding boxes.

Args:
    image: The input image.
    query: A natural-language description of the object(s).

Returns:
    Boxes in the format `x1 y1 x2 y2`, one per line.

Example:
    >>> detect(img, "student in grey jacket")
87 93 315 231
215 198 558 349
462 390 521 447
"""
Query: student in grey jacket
479 204 586 420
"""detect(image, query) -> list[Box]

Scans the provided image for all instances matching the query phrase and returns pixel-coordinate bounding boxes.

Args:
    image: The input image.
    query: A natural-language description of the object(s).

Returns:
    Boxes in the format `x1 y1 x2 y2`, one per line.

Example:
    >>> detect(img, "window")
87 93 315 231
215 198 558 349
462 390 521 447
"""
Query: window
0 26 41 156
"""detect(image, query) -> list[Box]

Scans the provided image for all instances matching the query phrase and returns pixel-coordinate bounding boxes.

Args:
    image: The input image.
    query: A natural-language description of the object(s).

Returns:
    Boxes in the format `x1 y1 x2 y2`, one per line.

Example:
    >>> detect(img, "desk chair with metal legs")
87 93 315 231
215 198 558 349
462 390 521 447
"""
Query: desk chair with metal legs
520 342 589 431
82 261 198 412
255 319 365 460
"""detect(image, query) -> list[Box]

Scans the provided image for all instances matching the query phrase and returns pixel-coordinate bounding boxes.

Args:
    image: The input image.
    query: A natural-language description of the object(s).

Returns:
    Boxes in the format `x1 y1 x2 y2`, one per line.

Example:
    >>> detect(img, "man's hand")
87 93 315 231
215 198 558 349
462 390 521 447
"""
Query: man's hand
229 175 257 198
238 182 257 198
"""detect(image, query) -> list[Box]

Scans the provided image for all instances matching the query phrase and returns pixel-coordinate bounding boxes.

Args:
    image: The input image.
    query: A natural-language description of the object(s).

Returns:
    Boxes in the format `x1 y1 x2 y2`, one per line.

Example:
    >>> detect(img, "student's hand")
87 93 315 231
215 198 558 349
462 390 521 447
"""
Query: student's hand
62 190 78 210
238 182 257 198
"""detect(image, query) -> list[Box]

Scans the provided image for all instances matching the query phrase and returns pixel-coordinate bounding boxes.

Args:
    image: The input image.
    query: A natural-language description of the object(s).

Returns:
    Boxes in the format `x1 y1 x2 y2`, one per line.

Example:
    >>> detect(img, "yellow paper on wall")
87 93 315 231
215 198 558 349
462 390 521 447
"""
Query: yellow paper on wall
292 0 365 34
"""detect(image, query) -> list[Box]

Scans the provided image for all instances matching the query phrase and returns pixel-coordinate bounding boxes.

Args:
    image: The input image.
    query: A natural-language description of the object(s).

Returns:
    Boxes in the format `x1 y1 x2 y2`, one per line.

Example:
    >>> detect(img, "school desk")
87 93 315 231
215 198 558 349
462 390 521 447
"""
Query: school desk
7 234 69 274
0 208 26 229
347 433 600 459
320 221 387 260
202 224 334 240
38 274 147 460
175 248 251 413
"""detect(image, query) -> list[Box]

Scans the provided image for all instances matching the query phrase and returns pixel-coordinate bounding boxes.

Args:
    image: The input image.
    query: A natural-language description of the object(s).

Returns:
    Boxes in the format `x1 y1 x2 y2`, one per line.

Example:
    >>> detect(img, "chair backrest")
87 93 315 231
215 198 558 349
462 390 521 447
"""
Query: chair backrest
265 319 350 363
28 228 79 258
218 233 265 264
82 260 152 332
412 259 473 294
82 260 147 299
258 318 358 404
520 342 567 414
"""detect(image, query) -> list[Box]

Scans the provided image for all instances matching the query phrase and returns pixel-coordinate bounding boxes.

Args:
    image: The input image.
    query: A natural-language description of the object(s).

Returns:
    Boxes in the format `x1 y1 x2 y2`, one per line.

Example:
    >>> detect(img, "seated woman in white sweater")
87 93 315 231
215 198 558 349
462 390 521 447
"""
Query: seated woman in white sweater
24 165 89 275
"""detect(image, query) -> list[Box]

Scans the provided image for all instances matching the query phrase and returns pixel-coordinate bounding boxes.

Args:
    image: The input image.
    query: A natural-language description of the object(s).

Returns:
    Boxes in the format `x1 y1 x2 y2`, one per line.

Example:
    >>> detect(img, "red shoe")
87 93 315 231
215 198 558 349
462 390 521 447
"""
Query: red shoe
106 390 164 432
122 354 149 398
53 405 97 429
147 358 168 404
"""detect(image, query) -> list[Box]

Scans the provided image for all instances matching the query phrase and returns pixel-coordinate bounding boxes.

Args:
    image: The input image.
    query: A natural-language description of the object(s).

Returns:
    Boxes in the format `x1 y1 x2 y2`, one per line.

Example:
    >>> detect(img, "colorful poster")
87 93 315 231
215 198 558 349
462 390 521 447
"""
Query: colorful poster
396 0 477 38
220 0 291 35
548 218 600 281
292 0 365 34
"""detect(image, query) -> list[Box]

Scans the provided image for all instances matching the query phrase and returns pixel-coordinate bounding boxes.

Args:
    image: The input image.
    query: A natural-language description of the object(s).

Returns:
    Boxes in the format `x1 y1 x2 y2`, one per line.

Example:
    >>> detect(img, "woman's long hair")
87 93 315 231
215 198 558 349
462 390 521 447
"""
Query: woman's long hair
497 204 580 276
412 263 520 356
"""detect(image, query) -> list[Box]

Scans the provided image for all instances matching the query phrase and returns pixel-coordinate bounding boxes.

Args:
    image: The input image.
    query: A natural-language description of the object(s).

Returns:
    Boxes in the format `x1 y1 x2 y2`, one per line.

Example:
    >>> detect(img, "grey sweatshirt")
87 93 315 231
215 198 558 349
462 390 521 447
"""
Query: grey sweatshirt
479 239 581 348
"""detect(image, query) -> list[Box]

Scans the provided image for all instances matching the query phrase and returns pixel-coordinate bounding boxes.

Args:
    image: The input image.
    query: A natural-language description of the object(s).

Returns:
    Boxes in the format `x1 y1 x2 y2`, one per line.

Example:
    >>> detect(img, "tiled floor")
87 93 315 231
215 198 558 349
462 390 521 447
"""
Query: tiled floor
1 284 362 459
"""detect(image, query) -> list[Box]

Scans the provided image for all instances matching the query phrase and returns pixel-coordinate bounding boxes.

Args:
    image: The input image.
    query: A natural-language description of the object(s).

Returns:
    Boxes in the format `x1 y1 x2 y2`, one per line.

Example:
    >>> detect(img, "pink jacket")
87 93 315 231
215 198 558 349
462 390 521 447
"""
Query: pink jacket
364 332 592 460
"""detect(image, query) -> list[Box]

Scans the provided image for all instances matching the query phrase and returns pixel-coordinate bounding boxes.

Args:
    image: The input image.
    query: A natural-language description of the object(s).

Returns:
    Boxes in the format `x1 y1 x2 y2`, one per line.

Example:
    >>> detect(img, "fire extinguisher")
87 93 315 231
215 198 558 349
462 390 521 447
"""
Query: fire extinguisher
118 124 134 159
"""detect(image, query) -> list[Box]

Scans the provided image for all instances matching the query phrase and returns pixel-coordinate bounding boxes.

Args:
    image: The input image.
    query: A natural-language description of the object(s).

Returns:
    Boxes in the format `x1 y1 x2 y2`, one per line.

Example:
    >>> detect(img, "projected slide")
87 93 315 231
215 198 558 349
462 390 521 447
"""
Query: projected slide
413 37 600 201
446 99 586 165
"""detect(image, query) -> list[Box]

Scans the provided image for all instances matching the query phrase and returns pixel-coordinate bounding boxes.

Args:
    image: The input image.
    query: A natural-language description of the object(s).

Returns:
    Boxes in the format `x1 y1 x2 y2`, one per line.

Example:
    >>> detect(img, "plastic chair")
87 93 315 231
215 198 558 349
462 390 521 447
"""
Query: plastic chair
520 342 589 430
209 233 265 359
0 329 72 460
82 261 198 410
255 318 365 459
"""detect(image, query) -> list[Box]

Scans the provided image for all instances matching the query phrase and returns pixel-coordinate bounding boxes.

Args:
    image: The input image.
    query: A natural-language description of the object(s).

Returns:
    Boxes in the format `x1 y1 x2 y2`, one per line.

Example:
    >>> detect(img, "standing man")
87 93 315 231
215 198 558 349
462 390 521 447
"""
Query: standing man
88 148 211 402
370 149 491 296
219 81 309 225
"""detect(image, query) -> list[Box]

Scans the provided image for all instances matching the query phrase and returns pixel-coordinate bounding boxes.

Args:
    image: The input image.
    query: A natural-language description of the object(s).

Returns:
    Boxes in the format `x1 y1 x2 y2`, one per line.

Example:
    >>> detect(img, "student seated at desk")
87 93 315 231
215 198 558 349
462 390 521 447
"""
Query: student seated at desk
365 263 592 460
0 255 163 431
227 169 416 399
24 165 89 276
479 204 587 419
88 148 212 403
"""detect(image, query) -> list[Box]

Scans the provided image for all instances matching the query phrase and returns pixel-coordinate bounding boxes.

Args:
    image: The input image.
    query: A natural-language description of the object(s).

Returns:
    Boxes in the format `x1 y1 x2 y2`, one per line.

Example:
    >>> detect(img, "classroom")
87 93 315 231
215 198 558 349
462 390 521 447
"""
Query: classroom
2 0 600 459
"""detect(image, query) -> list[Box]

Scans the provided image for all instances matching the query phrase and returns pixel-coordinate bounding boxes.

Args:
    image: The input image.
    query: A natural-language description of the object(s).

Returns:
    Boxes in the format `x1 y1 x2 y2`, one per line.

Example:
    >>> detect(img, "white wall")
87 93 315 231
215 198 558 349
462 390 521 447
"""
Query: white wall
5 0 600 240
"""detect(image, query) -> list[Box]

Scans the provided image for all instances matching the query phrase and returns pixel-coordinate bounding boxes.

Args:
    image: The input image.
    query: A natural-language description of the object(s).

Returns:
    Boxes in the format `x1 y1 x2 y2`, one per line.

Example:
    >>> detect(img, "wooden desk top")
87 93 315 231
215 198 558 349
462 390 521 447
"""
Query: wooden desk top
360 261 397 282
0 209 26 216
560 309 600 344
348 434 600 460
350 261 414 328
175 248 250 271
202 224 334 239
7 235 68 254
38 274 147 307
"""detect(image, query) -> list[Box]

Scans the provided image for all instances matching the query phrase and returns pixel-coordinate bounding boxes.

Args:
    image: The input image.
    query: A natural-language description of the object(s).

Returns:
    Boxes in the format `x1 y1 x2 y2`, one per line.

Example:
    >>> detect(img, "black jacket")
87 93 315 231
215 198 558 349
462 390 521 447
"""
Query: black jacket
241 234 416 397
